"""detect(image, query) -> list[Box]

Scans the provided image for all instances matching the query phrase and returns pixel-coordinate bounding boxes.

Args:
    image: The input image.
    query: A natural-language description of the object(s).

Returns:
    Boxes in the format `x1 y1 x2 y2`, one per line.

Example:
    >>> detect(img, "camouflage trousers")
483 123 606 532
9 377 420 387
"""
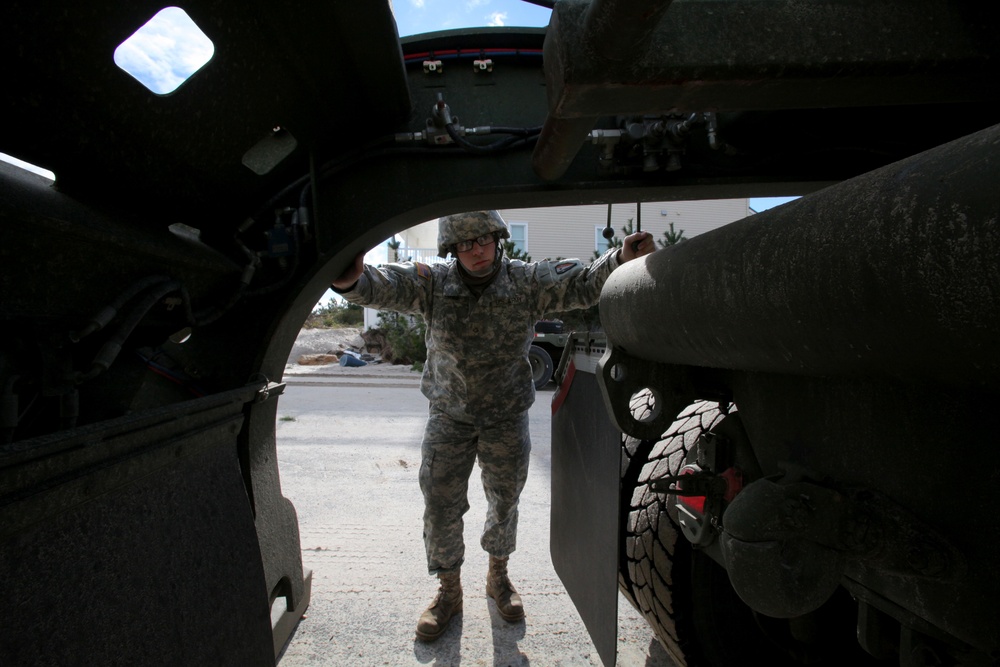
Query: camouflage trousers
418 404 531 574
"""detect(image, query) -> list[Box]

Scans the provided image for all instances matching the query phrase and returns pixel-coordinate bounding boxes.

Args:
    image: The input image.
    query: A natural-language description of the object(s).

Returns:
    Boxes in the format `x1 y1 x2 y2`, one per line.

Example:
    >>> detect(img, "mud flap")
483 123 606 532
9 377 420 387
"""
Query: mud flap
551 357 621 667
0 383 287 666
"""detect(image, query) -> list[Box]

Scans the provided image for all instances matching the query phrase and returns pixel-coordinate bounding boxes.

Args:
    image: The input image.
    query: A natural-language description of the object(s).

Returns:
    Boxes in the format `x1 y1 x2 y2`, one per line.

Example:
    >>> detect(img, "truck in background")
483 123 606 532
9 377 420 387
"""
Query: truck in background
529 320 570 389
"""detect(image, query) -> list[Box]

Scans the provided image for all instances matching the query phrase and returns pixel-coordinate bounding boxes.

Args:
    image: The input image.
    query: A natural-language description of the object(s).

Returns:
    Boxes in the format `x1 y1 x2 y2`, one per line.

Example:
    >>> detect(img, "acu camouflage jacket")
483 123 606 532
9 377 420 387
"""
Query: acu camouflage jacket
340 250 622 419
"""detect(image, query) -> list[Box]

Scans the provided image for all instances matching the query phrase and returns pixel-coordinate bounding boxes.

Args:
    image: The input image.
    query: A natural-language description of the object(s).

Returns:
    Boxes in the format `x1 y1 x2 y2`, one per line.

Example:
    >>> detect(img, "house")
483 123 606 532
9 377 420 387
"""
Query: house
358 199 751 329
392 199 749 262
495 200 750 261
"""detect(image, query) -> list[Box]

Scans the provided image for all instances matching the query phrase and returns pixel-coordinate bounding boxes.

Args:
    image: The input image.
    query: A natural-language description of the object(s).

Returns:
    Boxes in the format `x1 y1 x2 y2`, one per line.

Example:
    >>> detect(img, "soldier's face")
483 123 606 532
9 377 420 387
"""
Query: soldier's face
456 235 497 277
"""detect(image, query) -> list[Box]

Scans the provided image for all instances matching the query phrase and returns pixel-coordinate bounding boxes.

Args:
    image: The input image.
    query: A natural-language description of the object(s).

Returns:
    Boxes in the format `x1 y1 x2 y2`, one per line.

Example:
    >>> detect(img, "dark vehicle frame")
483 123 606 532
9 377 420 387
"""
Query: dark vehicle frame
2 1 998 665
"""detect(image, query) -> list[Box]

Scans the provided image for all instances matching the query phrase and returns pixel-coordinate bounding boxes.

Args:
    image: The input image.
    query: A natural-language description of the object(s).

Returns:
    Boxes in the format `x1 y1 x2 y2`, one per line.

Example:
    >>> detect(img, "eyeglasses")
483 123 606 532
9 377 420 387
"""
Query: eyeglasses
454 234 496 253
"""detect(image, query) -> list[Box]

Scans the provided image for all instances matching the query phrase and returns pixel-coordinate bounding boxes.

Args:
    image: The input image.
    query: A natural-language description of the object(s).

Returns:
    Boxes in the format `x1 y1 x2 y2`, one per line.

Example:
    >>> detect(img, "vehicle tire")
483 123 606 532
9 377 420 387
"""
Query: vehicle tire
617 400 731 666
528 344 553 389
618 400 884 667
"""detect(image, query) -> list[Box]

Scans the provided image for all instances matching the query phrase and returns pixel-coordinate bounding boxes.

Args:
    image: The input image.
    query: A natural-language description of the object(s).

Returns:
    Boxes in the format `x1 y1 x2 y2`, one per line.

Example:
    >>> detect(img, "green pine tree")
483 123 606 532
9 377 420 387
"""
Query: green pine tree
659 222 687 247
387 238 401 262
502 239 531 262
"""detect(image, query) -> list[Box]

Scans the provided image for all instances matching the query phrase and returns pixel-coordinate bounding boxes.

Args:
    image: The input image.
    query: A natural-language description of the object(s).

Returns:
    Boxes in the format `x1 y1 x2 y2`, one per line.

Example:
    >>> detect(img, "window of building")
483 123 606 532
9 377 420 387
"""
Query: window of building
595 226 613 254
509 222 528 254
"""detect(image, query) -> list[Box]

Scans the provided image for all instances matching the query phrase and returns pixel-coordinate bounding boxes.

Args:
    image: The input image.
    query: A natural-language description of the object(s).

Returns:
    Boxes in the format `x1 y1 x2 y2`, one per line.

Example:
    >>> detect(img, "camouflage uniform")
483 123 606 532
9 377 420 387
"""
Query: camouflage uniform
339 227 622 574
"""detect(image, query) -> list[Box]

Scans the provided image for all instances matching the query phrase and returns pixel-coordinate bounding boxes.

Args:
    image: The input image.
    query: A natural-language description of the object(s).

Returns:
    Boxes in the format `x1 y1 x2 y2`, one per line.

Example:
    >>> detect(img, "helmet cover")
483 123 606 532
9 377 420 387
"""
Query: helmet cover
436 210 510 257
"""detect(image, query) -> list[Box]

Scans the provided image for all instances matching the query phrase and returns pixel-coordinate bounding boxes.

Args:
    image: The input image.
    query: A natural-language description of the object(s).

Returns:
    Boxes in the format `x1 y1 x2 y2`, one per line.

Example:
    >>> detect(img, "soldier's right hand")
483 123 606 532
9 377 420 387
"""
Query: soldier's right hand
332 251 366 291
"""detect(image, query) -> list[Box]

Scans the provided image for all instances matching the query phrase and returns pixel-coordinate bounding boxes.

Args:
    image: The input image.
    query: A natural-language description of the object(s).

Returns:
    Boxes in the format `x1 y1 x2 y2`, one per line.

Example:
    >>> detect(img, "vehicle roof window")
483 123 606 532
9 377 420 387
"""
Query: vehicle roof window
113 6 214 95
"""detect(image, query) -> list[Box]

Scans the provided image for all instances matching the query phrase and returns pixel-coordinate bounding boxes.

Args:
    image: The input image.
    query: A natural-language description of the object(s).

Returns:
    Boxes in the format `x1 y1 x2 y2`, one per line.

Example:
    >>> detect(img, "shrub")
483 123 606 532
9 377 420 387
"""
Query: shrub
303 300 364 328
376 311 427 365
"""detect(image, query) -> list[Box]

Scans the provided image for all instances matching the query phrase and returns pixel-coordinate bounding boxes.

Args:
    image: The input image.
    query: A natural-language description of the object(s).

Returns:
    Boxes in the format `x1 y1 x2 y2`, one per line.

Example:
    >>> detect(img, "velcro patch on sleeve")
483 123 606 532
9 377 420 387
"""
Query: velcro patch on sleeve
554 261 578 275
416 262 432 280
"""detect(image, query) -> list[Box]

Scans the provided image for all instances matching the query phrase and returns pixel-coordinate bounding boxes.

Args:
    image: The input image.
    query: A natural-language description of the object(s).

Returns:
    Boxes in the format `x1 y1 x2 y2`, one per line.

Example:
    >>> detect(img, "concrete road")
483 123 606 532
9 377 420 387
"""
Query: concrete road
273 367 677 667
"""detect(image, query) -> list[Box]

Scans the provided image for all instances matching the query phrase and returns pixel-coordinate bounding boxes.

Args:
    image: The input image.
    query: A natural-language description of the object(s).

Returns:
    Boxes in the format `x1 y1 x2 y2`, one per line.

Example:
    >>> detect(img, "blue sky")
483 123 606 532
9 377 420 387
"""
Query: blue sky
749 197 799 211
392 0 552 36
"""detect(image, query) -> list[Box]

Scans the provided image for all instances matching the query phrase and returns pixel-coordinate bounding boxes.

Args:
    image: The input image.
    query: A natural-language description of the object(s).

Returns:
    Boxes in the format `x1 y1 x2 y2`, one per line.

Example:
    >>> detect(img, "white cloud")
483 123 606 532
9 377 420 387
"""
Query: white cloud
487 11 507 26
114 7 214 95
466 0 489 9
409 0 425 8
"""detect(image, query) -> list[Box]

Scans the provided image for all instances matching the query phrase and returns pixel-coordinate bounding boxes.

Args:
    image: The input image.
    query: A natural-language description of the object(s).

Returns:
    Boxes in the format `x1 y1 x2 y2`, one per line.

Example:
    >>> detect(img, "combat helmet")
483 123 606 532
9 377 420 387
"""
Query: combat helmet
437 210 510 258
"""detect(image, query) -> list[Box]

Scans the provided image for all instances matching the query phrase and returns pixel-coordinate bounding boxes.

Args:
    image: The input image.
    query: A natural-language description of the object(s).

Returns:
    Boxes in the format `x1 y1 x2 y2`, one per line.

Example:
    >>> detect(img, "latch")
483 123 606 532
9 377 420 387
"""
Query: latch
253 380 286 404
652 432 744 547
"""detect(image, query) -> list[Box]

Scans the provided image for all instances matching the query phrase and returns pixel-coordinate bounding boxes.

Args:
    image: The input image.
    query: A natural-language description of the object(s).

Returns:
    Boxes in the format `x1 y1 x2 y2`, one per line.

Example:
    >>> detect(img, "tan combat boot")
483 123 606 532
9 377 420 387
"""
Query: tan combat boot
486 555 524 622
415 570 463 642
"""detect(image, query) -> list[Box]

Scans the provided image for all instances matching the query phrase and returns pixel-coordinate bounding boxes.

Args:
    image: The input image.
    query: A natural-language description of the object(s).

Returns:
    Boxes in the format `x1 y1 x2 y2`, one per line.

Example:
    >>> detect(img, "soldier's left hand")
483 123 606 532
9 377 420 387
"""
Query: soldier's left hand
621 232 655 262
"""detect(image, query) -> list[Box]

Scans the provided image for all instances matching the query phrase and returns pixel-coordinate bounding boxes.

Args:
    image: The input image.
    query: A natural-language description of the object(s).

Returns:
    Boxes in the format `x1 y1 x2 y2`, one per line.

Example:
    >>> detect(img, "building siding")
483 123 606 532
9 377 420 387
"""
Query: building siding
395 199 750 263
373 199 750 328
499 199 749 262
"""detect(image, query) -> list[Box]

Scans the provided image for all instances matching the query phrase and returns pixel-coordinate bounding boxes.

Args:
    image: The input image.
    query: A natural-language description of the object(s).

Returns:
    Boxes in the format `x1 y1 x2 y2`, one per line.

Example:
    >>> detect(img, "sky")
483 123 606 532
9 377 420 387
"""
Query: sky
113 6 214 95
392 0 553 36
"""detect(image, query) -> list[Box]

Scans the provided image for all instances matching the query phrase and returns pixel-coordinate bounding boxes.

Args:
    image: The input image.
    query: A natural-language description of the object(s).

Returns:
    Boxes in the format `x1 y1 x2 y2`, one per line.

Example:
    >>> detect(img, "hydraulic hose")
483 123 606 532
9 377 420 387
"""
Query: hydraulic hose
445 122 541 154
71 279 183 383
70 274 173 342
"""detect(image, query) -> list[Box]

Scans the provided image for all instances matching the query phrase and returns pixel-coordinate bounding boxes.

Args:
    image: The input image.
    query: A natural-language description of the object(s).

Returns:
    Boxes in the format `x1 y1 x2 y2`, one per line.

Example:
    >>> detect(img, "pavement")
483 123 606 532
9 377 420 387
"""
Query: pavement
272 361 678 667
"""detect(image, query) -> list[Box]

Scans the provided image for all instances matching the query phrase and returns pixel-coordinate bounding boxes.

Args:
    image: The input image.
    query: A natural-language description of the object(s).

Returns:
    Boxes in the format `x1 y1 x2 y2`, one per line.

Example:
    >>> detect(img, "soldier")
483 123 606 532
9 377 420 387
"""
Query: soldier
332 210 654 641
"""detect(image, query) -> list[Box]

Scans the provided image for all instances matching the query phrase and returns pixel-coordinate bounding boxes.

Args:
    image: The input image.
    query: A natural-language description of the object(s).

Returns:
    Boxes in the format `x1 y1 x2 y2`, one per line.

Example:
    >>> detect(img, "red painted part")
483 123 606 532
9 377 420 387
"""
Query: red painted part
403 48 543 63
721 467 744 502
551 359 576 415
677 467 706 514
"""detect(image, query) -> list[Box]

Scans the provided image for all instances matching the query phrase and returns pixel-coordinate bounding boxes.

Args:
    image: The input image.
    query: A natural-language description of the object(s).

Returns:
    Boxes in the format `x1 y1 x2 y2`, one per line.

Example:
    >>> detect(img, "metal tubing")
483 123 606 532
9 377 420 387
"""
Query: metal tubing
600 123 1000 387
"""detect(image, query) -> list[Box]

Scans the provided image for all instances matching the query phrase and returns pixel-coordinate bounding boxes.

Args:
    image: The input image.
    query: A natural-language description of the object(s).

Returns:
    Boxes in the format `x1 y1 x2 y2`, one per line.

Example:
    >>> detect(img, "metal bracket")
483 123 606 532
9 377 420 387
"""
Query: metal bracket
653 470 727 497
595 345 695 441
253 381 286 404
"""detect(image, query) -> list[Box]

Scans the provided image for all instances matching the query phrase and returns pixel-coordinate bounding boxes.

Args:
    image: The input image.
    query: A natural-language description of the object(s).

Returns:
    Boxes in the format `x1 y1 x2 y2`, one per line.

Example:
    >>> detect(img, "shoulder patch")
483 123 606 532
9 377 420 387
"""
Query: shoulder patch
415 262 432 280
554 261 578 275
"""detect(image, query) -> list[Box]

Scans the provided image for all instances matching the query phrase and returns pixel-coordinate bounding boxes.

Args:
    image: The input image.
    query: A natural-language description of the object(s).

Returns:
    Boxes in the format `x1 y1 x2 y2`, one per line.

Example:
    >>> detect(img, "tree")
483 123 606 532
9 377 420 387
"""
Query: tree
659 222 687 247
303 300 363 328
387 238 401 262
502 239 531 262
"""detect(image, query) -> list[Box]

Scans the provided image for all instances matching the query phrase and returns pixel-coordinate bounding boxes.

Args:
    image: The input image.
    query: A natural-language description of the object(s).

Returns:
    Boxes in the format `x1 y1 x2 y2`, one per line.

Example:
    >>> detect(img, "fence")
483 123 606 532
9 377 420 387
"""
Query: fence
390 247 446 264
